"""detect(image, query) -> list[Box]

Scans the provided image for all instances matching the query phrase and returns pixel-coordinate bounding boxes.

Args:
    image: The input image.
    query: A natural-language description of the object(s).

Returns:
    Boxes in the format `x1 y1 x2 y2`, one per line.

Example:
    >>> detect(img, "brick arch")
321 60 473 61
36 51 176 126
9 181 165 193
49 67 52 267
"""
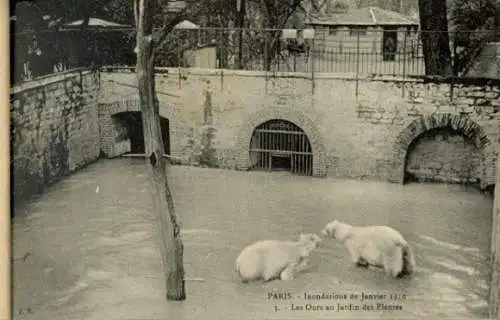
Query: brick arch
235 107 327 177
98 99 181 158
99 99 178 121
390 113 498 188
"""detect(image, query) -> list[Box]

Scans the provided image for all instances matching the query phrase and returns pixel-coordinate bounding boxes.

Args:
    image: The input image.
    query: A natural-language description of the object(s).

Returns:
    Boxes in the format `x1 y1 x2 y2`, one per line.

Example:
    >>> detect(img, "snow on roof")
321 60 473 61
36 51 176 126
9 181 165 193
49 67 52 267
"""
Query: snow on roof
308 6 419 26
64 18 130 28
173 20 199 29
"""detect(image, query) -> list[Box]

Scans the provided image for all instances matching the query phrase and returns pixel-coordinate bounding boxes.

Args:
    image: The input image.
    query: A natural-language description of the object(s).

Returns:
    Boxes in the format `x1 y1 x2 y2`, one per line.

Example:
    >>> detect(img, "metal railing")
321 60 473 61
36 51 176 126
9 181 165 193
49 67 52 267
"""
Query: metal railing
165 27 427 76
10 27 498 84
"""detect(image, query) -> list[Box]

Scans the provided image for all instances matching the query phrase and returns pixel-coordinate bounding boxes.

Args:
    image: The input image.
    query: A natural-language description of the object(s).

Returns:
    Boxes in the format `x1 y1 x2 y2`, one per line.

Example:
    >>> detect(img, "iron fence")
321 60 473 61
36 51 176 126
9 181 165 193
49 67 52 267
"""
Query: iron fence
10 27 498 85
249 119 313 176
164 27 427 75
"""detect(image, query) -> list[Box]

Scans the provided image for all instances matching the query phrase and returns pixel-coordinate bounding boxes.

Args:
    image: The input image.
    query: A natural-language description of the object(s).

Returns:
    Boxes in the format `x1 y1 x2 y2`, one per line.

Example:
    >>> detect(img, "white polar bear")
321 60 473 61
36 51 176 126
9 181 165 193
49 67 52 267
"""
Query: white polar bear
321 220 415 278
235 233 322 282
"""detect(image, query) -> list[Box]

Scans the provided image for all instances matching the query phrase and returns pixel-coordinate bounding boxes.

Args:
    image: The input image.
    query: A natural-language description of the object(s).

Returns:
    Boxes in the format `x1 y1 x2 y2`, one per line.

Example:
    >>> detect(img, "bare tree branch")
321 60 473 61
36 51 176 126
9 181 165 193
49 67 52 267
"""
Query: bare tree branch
152 1 206 59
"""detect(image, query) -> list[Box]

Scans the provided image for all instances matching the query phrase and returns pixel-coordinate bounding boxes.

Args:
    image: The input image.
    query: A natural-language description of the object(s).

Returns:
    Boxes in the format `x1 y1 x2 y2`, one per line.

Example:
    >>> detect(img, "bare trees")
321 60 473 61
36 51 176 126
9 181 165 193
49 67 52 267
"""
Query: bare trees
451 0 499 75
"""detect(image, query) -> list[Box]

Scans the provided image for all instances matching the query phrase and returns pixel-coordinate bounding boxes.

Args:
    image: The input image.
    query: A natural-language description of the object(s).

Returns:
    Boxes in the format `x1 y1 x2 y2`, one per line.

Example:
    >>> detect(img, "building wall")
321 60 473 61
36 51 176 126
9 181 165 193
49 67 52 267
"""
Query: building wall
185 46 218 69
99 68 500 188
405 127 483 184
311 25 419 54
11 70 101 203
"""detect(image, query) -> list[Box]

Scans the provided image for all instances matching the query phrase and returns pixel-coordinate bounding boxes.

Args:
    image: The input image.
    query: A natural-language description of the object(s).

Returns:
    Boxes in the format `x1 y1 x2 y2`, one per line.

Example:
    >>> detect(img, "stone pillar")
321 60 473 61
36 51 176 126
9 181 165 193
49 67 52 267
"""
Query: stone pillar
465 42 500 79
490 158 500 319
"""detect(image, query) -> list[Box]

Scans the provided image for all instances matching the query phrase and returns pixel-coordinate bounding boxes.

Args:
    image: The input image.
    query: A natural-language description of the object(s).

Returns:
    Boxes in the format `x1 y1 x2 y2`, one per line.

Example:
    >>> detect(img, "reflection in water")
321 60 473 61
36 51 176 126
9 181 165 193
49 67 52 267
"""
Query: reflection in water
12 159 494 319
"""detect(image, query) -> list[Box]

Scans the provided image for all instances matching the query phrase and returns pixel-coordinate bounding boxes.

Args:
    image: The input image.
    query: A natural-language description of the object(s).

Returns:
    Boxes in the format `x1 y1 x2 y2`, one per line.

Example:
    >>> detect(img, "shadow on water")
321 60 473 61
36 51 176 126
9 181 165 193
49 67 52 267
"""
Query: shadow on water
11 158 494 320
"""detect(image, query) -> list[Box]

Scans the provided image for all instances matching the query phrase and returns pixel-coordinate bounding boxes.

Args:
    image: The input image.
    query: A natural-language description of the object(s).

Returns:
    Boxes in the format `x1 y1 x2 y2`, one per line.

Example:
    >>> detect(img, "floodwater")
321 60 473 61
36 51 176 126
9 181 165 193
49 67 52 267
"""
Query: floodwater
12 158 494 319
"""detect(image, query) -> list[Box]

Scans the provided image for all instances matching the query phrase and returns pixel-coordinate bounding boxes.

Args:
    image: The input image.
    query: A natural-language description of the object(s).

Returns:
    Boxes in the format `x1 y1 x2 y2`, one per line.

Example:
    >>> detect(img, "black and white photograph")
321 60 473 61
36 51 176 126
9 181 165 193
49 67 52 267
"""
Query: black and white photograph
7 0 500 319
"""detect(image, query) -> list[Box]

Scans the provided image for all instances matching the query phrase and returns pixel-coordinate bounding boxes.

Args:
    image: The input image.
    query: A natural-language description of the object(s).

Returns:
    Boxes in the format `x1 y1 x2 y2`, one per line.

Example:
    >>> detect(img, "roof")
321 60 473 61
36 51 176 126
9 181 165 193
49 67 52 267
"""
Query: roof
308 7 419 26
64 18 130 28
173 20 199 29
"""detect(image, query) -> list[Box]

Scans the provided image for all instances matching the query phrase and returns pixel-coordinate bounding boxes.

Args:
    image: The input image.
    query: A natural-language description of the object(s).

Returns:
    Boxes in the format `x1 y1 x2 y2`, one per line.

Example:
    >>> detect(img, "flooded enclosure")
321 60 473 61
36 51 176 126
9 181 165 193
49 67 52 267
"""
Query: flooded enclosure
112 111 170 155
12 158 494 320
249 119 313 175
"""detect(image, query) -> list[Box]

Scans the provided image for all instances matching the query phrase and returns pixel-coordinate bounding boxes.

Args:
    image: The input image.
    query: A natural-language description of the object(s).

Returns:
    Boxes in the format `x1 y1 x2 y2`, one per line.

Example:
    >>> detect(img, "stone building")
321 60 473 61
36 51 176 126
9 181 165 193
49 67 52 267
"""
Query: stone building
306 7 420 60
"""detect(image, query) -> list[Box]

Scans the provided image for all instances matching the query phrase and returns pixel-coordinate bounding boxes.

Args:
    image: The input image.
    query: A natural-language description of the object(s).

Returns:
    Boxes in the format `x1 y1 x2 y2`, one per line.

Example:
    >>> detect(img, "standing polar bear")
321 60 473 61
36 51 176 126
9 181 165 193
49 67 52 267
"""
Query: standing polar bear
321 220 415 278
235 233 322 282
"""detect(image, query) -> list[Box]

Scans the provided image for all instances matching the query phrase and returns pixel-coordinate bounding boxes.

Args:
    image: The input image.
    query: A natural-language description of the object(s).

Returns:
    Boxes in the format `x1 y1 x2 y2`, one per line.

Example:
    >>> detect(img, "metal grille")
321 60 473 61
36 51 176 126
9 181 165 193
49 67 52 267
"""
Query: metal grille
249 119 313 176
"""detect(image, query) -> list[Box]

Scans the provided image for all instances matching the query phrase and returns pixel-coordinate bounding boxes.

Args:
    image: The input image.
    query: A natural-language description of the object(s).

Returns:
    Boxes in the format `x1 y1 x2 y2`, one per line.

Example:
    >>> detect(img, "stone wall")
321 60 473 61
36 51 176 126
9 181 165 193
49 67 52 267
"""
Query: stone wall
99 68 500 188
11 69 101 203
405 128 483 184
358 79 500 187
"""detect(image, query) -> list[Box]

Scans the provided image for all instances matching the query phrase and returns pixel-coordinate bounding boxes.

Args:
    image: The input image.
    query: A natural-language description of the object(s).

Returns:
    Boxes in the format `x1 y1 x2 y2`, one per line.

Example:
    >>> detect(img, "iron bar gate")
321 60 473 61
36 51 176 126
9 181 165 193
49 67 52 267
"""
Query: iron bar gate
249 119 313 176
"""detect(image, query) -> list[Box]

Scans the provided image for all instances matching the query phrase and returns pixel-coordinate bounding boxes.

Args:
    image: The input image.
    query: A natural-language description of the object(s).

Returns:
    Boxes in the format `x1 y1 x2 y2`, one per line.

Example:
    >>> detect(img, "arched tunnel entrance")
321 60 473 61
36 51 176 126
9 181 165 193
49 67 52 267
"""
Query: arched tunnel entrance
249 119 313 176
113 111 170 155
394 113 496 191
404 127 482 187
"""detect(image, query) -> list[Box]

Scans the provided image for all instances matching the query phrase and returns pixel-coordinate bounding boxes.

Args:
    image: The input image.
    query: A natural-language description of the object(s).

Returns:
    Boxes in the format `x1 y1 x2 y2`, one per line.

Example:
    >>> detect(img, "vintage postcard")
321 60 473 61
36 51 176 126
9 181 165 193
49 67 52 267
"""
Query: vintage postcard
7 0 500 319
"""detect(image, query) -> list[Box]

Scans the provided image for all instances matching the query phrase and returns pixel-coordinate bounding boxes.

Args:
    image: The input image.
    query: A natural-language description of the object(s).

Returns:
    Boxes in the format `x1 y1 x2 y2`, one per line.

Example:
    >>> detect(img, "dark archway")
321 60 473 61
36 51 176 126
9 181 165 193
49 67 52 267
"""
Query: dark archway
113 111 170 155
391 113 496 189
235 107 327 177
404 127 483 186
249 119 313 176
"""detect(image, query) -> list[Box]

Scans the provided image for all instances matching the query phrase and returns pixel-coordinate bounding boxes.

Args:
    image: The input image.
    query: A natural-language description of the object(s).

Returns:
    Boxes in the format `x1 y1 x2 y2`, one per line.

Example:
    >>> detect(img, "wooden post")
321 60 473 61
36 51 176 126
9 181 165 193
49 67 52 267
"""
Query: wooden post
489 157 500 319
237 0 246 69
311 36 316 94
355 31 360 98
134 0 186 300
402 30 407 99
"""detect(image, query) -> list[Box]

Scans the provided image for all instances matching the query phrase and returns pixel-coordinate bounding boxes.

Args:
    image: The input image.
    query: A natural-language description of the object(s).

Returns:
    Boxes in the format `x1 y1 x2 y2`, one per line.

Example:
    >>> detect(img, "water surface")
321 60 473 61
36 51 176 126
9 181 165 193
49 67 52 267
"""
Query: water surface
12 159 494 319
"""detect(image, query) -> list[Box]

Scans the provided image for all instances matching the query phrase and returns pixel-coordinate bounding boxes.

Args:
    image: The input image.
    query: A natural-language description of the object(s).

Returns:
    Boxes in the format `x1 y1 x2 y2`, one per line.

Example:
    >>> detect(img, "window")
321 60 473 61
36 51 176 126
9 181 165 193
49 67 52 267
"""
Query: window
349 27 368 36
329 26 338 36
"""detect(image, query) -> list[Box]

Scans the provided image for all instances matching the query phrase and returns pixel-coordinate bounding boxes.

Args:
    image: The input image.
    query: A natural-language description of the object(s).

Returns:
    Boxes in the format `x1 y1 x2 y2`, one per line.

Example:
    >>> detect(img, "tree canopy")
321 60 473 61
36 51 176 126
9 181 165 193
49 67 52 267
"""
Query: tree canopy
450 0 499 75
11 0 500 77
12 0 134 29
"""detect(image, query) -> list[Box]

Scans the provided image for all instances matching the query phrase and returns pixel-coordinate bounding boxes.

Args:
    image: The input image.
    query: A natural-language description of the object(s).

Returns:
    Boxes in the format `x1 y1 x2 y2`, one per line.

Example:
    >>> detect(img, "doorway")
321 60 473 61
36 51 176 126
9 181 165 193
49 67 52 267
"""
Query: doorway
382 27 398 61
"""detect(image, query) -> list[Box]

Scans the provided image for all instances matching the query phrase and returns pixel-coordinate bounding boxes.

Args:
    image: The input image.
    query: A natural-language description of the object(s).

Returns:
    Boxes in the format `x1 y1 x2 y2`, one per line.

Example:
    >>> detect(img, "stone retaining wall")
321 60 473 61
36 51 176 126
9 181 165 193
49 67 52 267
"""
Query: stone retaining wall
11 69 101 203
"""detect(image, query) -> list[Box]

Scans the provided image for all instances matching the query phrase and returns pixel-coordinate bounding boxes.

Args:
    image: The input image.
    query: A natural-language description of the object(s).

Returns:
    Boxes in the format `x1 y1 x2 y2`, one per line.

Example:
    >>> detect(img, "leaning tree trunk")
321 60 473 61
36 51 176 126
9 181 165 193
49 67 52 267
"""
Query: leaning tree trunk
496 3 500 41
134 0 186 300
418 0 453 76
